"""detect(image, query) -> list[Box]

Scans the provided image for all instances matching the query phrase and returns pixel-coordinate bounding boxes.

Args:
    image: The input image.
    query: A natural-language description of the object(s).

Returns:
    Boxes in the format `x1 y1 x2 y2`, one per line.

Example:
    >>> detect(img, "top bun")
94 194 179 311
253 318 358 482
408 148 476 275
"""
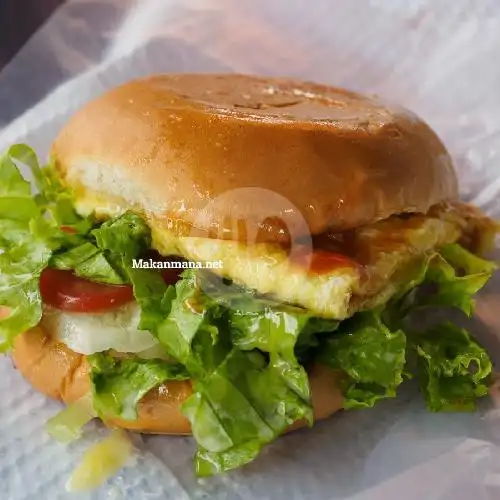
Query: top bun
51 73 458 243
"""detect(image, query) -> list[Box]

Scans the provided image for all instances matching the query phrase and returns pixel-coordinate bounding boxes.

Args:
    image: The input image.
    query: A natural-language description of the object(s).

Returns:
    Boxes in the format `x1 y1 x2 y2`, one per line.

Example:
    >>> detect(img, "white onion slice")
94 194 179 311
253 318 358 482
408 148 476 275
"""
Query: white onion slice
44 303 161 355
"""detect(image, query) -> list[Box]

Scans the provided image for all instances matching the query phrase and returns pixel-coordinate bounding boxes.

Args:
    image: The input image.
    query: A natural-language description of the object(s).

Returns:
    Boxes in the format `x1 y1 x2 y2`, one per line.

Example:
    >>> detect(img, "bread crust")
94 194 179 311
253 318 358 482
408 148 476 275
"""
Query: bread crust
51 74 458 244
12 325 343 434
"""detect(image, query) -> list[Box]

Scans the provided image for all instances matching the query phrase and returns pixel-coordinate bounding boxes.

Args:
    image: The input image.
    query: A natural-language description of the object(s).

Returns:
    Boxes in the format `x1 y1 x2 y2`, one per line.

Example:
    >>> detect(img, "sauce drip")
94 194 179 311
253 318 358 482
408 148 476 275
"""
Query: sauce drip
291 245 358 275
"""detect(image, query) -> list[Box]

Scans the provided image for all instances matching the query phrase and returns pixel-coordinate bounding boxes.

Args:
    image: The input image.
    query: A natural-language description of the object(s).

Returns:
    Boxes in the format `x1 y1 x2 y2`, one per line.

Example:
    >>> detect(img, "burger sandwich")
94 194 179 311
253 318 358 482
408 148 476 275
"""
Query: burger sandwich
0 74 498 477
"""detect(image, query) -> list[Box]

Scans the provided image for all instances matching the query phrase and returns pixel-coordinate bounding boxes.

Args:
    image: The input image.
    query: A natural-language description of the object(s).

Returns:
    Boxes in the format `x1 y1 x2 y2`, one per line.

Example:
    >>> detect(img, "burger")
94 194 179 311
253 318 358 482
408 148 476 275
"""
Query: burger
0 74 498 477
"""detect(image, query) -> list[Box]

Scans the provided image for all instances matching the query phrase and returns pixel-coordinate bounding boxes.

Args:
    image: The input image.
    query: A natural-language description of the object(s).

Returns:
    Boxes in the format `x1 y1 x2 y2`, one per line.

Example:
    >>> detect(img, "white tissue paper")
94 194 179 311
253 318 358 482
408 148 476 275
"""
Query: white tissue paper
1 0 500 498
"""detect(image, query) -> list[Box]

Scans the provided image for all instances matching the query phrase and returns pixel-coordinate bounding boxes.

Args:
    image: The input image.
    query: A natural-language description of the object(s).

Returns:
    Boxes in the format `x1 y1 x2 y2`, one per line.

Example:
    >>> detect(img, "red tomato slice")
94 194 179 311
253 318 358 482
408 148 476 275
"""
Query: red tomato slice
40 268 134 313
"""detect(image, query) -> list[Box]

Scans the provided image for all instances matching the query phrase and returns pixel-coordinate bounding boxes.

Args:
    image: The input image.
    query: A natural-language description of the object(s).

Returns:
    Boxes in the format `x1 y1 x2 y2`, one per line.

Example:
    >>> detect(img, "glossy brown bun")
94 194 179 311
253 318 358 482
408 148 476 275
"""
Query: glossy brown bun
51 74 458 244
12 326 343 435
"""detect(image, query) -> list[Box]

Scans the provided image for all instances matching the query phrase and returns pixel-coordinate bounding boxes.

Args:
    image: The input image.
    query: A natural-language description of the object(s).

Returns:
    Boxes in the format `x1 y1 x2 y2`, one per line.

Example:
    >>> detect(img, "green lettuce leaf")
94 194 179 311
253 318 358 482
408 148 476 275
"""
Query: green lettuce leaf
0 146 39 221
51 242 125 285
424 259 492 317
51 212 165 295
74 211 153 283
45 395 96 443
6 144 91 231
0 147 59 349
440 243 498 275
414 323 492 411
0 227 52 351
88 353 189 420
126 267 171 332
400 244 497 317
91 212 151 260
150 271 315 474
156 270 207 366
295 316 339 363
231 308 312 406
382 243 496 411
0 145 98 349
182 348 311 476
319 311 406 409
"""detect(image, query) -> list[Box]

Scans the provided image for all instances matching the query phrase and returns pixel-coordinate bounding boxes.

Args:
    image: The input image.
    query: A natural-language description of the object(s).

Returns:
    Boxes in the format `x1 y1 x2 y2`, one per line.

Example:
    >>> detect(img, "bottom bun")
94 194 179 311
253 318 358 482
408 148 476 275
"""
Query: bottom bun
12 325 343 435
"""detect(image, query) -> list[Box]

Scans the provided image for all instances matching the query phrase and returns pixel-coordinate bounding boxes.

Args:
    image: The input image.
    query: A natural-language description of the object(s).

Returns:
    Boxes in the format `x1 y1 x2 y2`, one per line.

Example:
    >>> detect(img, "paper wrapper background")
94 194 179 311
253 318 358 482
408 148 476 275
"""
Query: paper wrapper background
2 0 500 498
